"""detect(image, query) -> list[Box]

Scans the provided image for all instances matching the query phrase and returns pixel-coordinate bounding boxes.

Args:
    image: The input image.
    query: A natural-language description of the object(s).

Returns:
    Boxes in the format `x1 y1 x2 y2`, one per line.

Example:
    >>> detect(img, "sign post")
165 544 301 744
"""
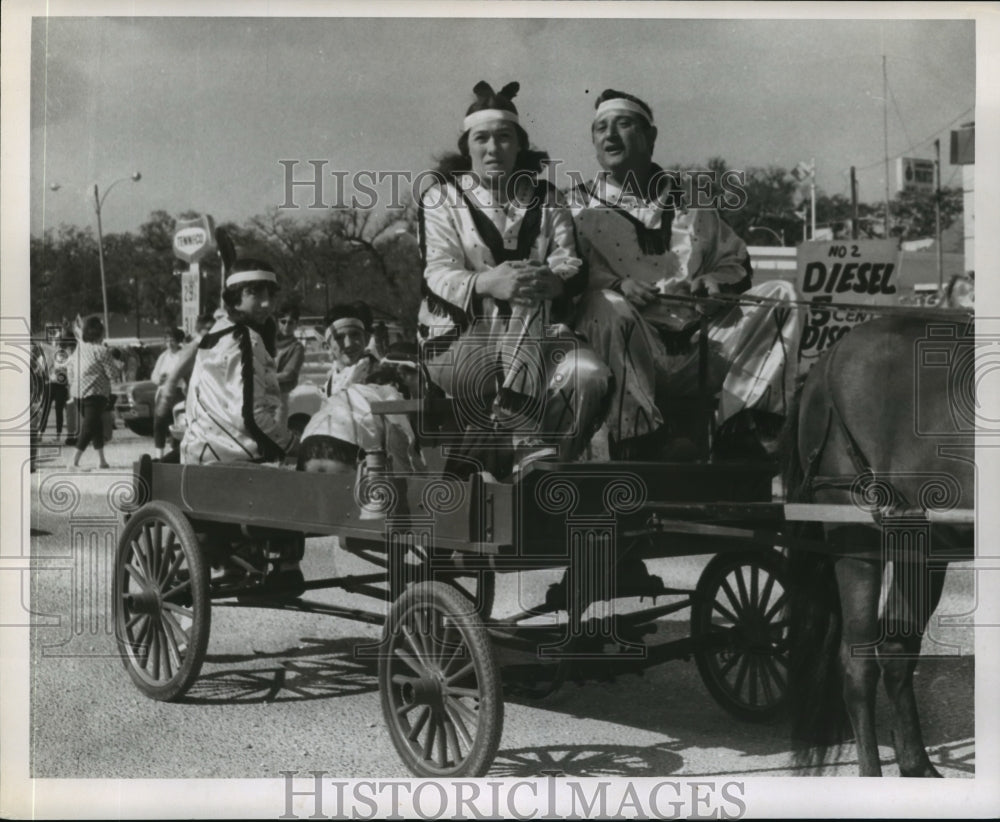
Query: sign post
795 239 900 373
172 215 217 337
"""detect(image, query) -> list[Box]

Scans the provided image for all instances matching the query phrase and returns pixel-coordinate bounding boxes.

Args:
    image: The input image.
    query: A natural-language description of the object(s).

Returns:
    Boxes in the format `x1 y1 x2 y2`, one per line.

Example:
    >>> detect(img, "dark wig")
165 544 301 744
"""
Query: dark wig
81 316 104 343
221 258 278 311
325 301 373 334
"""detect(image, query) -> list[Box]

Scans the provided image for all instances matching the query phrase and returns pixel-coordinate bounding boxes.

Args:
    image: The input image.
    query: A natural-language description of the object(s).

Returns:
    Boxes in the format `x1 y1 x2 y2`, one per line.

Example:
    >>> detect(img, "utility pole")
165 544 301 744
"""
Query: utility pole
883 54 892 239
850 166 859 240
935 138 944 292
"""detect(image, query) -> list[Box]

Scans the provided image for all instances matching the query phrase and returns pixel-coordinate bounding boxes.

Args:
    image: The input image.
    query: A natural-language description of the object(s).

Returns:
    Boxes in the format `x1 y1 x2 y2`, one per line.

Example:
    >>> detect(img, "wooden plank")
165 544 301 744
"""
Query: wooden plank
641 501 975 525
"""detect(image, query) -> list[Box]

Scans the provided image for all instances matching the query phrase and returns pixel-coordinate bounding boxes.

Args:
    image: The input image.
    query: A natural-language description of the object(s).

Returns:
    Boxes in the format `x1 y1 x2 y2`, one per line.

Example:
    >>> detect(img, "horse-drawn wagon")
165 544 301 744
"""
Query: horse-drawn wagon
112 306 976 778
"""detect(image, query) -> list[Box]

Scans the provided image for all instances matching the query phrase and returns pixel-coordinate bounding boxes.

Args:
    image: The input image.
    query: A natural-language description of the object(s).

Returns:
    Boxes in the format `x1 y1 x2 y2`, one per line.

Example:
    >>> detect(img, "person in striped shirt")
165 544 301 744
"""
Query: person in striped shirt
68 316 121 469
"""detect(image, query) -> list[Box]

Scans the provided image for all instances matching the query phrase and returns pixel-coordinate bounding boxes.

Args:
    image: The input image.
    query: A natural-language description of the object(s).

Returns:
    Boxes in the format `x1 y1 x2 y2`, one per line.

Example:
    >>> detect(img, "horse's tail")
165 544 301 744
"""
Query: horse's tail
783 378 851 768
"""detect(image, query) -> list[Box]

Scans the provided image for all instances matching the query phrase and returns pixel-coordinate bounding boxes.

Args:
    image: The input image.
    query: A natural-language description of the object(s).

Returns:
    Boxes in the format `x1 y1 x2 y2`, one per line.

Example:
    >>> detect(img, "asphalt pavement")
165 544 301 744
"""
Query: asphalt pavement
23 428 975 786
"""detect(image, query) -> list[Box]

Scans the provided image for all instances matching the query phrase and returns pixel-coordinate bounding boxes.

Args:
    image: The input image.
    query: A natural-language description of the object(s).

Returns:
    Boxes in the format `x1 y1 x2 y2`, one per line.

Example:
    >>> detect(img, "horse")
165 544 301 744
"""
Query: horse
784 311 975 777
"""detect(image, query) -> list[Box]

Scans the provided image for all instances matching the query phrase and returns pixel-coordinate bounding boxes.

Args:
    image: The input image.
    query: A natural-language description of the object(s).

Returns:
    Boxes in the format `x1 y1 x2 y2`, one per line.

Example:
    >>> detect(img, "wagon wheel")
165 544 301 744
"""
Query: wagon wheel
113 501 210 701
379 581 503 777
691 549 789 722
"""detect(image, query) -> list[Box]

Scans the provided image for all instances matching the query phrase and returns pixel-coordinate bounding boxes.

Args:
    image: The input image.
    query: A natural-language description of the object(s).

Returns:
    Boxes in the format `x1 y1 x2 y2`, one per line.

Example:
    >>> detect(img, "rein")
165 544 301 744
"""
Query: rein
656 290 974 320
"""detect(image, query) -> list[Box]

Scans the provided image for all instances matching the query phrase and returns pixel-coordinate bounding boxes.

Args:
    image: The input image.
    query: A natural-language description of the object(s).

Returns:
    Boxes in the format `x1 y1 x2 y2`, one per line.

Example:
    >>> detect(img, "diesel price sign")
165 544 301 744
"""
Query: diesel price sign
795 239 900 371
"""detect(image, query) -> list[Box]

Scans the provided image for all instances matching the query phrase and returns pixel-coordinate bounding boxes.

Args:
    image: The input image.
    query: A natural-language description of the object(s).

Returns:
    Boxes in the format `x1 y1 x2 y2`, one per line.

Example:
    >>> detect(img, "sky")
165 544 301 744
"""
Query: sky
20 6 978 236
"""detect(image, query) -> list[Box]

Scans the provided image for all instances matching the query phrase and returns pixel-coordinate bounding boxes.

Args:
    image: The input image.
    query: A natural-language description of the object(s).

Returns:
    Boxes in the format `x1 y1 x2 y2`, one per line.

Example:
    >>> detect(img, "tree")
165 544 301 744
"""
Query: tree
889 186 963 240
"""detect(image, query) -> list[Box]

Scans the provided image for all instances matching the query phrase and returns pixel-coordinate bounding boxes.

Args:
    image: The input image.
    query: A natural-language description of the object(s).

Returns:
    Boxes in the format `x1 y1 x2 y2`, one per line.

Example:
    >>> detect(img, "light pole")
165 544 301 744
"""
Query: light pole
747 225 785 246
93 172 142 334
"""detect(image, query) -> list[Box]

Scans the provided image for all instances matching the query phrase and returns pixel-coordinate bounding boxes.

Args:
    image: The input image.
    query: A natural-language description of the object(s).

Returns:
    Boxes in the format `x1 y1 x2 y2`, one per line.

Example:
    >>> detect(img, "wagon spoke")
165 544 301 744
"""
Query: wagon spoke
422 712 437 761
161 607 191 652
758 568 778 614
148 627 161 679
161 533 185 587
424 611 445 666
760 656 784 699
158 617 175 677
393 648 426 678
129 613 151 648
402 624 430 667
134 530 154 584
442 639 468 677
732 652 750 698
734 567 752 613
762 654 787 690
748 657 759 705
125 614 146 636
163 578 191 602
763 590 789 622
407 706 430 741
711 599 739 626
445 694 479 726
750 564 759 610
717 649 741 678
443 686 480 699
444 701 474 748
125 562 149 589
436 714 448 766
443 712 463 762
150 522 164 579
719 578 746 621
161 601 194 621
446 661 475 684
160 528 184 585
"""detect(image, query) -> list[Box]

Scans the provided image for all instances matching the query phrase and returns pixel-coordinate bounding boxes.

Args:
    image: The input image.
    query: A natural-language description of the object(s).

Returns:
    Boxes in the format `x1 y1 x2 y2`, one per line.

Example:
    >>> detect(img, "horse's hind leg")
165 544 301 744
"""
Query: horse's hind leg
834 551 885 777
878 559 947 777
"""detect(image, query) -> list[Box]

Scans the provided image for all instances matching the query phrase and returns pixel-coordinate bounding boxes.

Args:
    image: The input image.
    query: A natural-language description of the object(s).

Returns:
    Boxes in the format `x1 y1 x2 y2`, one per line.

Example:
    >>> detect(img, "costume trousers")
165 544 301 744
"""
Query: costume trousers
575 280 803 444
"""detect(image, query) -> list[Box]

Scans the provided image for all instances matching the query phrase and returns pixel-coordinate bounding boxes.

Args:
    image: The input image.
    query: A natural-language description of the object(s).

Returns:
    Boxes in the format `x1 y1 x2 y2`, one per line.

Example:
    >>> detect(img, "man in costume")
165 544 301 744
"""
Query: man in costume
570 89 803 460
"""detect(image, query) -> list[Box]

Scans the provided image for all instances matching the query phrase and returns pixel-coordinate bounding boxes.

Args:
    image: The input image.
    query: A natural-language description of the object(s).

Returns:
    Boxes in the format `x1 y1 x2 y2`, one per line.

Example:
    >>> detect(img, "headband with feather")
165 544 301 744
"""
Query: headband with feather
463 80 521 132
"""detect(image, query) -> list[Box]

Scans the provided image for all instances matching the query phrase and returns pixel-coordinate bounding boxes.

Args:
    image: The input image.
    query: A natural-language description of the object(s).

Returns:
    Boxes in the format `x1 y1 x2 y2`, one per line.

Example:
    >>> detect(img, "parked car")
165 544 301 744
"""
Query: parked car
167 382 326 452
107 339 167 435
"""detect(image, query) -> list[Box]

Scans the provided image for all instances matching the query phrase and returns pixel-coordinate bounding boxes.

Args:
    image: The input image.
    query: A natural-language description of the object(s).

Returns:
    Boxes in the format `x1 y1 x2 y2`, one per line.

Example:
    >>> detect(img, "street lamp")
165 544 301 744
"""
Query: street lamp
747 225 785 246
93 172 142 334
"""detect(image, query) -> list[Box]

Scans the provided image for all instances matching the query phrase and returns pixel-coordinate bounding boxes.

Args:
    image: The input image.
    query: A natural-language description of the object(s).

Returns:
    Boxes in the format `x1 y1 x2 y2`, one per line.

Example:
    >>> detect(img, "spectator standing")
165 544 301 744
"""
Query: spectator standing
68 316 120 469
150 327 187 459
38 336 73 441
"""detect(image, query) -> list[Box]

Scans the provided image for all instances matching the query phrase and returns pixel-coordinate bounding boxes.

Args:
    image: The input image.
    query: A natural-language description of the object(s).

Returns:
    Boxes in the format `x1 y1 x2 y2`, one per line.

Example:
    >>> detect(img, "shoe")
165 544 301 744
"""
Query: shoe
511 442 558 477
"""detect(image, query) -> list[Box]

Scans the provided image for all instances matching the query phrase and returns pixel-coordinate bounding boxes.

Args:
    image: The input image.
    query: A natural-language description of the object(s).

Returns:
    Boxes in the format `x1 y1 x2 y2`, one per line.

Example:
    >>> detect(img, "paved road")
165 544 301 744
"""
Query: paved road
23 430 974 785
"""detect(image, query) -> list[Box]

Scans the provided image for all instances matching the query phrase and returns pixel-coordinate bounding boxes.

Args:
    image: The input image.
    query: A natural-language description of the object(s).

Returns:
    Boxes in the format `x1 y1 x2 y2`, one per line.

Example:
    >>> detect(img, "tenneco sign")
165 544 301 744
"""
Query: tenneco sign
172 214 217 263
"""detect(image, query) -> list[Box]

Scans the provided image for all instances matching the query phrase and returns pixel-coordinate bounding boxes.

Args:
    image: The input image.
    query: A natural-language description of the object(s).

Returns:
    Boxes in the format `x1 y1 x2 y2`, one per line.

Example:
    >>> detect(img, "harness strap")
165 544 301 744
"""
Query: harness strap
805 341 912 521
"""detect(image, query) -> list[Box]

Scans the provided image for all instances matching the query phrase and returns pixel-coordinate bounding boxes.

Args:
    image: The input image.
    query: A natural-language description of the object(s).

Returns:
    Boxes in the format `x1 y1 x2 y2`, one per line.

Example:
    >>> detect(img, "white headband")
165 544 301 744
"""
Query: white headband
594 98 654 126
463 108 519 132
226 269 277 288
331 317 366 335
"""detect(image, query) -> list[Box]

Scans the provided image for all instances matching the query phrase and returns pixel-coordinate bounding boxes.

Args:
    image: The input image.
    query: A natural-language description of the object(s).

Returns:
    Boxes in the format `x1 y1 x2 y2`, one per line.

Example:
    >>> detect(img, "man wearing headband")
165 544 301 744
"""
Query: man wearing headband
570 89 802 460
323 301 379 395
181 256 297 466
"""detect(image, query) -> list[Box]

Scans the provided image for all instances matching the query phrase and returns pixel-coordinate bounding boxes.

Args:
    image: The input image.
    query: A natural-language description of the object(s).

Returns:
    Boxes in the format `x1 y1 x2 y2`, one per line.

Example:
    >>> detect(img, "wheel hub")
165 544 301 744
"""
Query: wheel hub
127 586 161 615
402 667 446 708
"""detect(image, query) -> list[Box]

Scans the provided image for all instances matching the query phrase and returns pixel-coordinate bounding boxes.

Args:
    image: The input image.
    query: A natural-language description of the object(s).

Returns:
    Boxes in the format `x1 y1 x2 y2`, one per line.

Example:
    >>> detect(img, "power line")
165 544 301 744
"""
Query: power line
852 106 974 173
